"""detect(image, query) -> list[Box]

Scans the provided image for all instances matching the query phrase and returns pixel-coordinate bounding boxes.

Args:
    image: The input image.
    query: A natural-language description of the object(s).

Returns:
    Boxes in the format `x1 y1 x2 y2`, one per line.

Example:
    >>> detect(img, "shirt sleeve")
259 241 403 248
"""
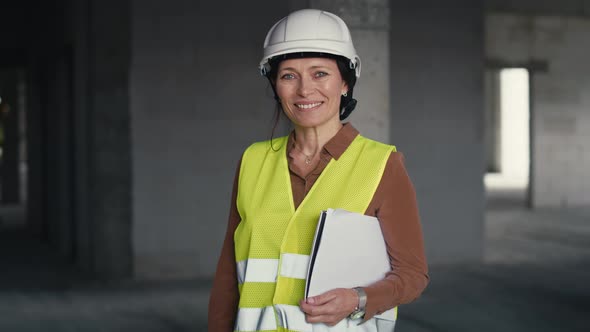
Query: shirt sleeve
207 159 242 331
363 152 429 320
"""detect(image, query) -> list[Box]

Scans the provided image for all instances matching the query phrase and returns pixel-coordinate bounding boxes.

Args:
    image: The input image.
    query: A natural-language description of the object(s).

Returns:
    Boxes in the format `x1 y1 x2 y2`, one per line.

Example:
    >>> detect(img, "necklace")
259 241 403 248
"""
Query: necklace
293 142 315 165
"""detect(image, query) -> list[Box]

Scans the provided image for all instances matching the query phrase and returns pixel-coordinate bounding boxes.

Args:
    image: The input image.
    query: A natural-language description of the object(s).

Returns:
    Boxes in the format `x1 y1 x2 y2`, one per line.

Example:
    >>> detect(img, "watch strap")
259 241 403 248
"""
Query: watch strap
349 287 367 319
353 287 367 310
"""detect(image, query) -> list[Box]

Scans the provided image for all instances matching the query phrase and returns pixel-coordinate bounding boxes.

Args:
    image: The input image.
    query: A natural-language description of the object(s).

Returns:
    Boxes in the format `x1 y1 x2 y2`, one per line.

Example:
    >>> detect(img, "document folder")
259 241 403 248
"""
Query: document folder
305 208 396 322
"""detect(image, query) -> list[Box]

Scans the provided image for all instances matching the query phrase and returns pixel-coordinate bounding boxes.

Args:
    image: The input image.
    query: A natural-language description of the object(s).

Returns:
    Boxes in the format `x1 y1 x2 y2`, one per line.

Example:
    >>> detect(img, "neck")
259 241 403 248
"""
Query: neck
293 121 343 155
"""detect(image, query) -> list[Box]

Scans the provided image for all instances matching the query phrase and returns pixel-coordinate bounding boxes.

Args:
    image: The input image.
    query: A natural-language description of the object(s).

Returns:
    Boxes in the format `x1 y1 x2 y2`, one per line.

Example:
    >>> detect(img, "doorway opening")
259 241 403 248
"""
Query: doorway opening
484 67 531 208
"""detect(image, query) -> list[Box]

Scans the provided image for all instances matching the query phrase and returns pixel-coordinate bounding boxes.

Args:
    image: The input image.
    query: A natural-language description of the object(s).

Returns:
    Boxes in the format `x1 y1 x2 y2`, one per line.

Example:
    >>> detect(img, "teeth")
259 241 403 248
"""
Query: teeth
296 102 322 109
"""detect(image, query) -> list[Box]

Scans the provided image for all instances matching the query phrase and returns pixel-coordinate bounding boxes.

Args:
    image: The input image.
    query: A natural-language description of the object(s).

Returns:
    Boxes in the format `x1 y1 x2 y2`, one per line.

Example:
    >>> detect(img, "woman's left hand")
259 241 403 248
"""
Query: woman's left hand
299 288 359 326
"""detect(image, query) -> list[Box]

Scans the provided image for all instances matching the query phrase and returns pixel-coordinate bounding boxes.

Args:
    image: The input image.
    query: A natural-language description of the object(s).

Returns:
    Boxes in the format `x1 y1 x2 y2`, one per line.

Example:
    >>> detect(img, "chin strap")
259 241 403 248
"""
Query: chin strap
339 87 357 120
340 98 357 120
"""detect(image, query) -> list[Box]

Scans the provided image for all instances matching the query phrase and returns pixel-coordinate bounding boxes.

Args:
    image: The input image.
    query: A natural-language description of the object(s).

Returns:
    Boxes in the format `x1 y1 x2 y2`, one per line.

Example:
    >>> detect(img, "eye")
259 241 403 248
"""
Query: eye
315 71 328 78
280 73 296 80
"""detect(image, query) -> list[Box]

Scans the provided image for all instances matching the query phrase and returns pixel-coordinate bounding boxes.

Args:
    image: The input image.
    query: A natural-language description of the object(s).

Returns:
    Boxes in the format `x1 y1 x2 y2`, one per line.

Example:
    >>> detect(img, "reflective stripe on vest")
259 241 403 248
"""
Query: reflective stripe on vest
235 304 309 332
236 254 310 284
235 304 398 332
235 306 278 331
234 134 396 332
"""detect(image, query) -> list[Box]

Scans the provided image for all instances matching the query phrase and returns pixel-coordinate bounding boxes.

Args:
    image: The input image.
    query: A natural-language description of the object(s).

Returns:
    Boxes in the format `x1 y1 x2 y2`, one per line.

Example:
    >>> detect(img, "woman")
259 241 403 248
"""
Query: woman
208 9 428 332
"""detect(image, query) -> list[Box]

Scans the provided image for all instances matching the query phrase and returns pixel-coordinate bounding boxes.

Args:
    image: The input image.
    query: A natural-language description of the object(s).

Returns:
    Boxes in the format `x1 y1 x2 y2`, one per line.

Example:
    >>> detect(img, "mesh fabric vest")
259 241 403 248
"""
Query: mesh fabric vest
234 134 395 332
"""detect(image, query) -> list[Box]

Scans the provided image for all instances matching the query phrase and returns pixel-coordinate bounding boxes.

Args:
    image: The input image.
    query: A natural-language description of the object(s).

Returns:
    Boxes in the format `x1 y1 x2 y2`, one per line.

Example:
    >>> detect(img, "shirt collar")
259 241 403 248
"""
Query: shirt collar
323 123 359 160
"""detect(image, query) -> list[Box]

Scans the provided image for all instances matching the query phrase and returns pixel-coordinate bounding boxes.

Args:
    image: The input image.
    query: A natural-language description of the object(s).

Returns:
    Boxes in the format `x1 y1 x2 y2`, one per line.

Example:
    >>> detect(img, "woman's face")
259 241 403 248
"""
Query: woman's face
275 57 347 130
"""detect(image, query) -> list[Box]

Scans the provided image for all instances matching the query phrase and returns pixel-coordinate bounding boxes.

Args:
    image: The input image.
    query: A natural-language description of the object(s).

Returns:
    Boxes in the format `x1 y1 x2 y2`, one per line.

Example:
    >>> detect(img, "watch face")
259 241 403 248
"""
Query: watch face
349 310 365 320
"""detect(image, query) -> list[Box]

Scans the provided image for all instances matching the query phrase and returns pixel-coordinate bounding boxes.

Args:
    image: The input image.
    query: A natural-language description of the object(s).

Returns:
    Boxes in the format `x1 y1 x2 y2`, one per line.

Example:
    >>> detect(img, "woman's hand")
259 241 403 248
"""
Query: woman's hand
299 288 359 326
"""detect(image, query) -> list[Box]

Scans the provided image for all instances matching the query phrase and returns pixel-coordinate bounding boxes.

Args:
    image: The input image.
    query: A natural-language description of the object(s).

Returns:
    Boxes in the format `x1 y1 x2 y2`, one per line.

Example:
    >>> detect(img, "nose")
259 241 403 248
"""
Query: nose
296 75 314 97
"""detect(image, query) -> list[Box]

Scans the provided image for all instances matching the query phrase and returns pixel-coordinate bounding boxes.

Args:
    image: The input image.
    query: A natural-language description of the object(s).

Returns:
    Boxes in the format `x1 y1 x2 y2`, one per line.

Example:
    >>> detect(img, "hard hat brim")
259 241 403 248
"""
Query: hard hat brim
259 43 361 78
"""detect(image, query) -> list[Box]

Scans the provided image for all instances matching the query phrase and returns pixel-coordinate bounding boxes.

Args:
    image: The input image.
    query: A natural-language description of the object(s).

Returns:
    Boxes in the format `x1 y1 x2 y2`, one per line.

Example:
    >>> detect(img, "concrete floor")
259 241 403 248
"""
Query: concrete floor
0 201 589 331
397 208 590 331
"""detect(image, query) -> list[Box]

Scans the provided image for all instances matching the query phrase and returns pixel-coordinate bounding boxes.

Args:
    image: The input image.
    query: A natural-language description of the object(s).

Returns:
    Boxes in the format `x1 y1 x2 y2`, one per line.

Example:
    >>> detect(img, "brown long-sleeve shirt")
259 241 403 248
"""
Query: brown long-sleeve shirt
208 123 429 331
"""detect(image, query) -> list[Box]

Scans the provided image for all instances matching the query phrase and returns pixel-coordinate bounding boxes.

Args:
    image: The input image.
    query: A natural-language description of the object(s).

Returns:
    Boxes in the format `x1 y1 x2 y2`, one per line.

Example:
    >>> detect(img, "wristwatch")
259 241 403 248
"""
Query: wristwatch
348 287 367 320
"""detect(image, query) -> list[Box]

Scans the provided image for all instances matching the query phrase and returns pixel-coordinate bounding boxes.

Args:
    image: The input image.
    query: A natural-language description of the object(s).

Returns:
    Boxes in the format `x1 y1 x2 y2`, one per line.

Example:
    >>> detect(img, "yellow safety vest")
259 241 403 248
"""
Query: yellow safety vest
234 134 396 332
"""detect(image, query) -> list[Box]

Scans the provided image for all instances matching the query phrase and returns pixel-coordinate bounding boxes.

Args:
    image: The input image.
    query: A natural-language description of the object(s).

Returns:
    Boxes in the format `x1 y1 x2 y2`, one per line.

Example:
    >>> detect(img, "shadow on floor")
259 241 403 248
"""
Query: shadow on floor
397 260 590 332
0 227 86 290
0 227 210 331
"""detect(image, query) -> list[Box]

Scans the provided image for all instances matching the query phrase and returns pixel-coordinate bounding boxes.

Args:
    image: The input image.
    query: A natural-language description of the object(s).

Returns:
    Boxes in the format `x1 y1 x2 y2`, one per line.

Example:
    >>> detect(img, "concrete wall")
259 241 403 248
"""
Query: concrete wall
389 1 486 263
486 0 590 17
13 0 590 282
130 0 287 278
486 14 590 207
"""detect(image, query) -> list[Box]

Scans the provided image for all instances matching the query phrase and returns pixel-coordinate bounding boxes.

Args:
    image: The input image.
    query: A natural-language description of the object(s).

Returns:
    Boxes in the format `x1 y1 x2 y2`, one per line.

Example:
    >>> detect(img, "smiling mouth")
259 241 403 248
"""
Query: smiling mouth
295 102 323 109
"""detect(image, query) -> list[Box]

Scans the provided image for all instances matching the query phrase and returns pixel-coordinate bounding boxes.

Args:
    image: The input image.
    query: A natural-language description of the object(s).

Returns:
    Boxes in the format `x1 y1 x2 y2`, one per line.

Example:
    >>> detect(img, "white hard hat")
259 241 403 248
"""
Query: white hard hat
259 9 361 78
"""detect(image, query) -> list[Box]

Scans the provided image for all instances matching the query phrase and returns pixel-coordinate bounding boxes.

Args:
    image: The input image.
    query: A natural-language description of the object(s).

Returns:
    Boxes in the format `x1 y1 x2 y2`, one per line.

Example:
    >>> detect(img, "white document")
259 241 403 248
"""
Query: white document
305 208 397 325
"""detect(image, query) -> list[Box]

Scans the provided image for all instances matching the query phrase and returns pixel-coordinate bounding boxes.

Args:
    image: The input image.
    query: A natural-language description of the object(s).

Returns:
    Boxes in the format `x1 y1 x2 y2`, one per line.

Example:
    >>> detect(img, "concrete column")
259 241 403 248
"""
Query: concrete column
44 50 75 260
72 0 92 271
389 1 485 263
0 69 21 204
71 0 133 278
87 0 133 278
25 62 45 236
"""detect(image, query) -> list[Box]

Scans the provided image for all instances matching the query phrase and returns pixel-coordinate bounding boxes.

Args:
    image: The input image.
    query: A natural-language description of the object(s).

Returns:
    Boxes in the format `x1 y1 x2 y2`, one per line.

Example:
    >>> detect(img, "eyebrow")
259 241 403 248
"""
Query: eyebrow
279 65 332 72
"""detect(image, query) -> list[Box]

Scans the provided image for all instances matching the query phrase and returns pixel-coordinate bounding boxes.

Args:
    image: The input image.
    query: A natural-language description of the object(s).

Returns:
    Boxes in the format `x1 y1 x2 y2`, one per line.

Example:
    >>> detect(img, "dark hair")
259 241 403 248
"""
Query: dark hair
264 52 358 121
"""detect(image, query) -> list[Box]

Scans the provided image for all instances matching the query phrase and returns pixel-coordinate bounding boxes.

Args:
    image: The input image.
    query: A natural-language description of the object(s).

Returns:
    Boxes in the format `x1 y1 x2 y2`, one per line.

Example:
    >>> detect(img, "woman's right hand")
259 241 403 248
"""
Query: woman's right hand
299 288 359 326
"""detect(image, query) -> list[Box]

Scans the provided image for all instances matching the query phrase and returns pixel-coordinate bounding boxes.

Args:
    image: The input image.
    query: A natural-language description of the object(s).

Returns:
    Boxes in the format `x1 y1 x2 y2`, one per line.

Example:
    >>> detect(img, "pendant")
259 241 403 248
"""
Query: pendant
305 157 312 165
